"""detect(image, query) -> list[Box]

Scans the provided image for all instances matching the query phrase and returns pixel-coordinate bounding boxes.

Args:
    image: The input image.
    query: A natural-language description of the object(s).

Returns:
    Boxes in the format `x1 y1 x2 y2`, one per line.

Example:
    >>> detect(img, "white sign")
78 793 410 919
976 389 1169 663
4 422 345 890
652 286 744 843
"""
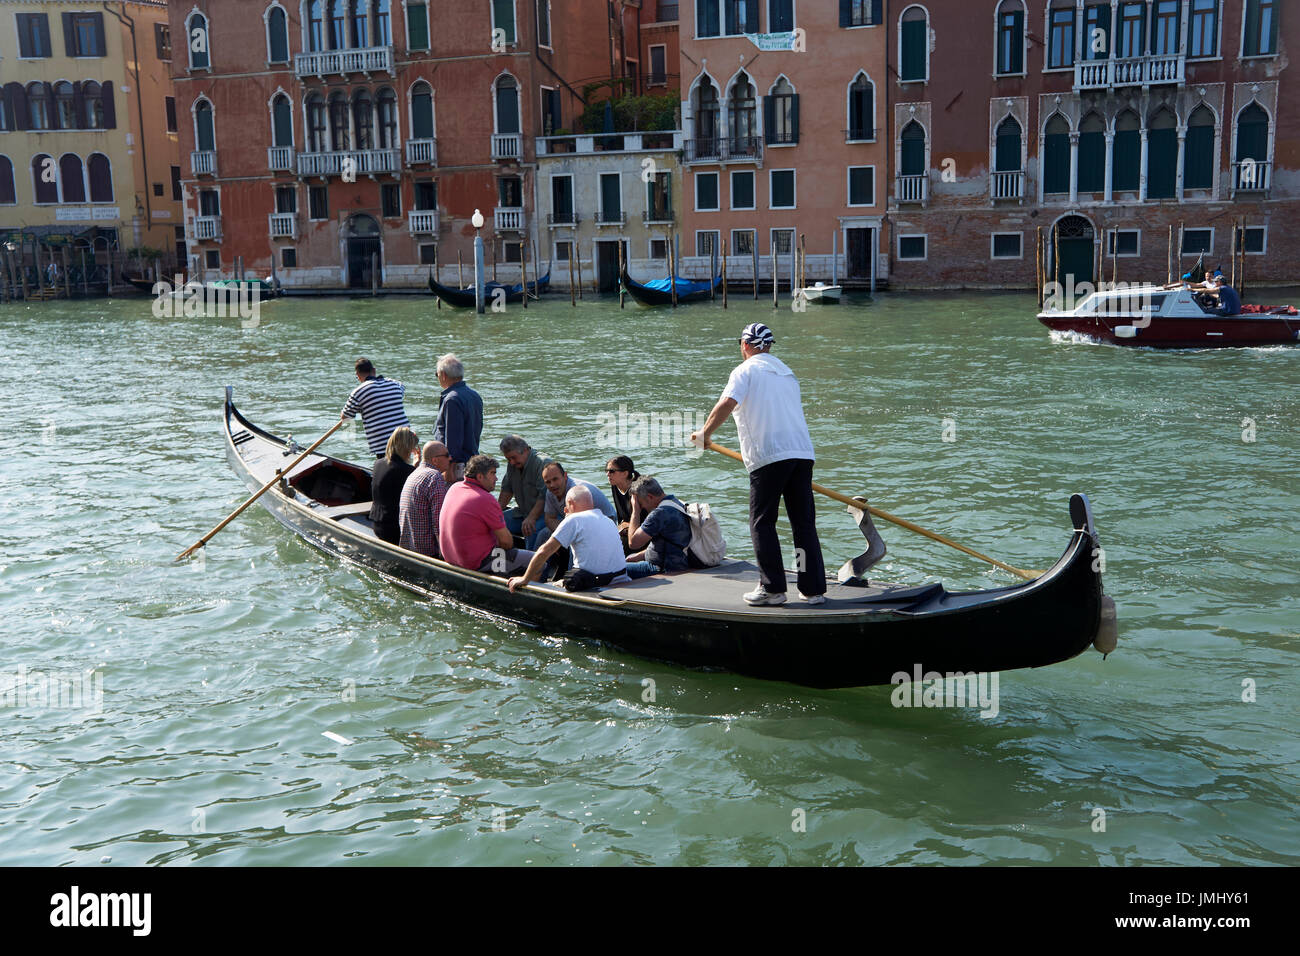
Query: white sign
153 210 171 218
55 207 93 222
745 31 798 51
93 207 121 220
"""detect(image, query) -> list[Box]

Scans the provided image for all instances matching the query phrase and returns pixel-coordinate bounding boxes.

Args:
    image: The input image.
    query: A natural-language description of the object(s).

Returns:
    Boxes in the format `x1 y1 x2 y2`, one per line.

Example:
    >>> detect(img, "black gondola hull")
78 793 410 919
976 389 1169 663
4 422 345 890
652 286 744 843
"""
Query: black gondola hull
620 266 720 306
223 392 1106 688
428 273 549 308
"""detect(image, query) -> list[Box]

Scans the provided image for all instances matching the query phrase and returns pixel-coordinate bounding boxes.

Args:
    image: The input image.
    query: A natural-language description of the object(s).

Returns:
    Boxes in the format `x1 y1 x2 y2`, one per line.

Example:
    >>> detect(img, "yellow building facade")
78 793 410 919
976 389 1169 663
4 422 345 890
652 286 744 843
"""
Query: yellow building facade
0 0 181 286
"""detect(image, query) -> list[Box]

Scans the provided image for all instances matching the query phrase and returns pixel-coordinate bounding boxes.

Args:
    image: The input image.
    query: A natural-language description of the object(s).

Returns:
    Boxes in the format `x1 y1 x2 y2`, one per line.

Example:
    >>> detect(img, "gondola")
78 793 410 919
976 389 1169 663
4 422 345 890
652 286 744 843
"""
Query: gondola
120 272 282 299
221 388 1113 689
620 266 722 306
120 272 160 294
428 272 550 308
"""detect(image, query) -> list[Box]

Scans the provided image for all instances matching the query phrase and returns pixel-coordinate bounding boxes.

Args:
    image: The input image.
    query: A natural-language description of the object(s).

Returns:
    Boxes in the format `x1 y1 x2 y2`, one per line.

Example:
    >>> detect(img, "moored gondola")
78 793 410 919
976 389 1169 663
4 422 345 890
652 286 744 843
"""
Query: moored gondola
620 266 722 306
428 272 550 308
220 388 1114 688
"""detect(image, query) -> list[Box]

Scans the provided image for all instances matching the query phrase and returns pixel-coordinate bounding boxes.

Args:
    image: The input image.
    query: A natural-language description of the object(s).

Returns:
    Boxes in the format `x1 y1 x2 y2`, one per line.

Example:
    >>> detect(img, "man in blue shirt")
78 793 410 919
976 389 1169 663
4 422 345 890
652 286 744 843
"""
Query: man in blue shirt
433 354 483 481
624 476 692 579
1214 275 1242 316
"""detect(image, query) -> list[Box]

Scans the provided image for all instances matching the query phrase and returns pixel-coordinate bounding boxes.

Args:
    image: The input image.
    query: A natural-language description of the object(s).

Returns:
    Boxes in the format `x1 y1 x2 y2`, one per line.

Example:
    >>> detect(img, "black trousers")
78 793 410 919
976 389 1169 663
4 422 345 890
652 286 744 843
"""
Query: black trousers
749 458 826 595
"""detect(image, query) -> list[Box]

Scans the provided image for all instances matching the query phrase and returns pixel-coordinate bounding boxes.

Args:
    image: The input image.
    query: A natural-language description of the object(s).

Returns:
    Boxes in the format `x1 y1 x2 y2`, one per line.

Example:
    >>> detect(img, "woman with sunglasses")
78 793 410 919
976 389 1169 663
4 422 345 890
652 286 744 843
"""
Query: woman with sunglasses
605 455 640 554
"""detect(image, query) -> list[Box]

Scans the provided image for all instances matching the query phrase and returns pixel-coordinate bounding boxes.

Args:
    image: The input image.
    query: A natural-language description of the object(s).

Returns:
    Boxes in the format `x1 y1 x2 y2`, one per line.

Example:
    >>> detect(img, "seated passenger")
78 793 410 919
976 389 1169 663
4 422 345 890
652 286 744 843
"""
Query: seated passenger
1214 276 1242 316
623 476 692 579
508 485 628 593
605 455 641 553
541 462 617 536
370 426 419 545
497 434 551 550
398 441 451 558
1201 270 1218 290
439 454 536 576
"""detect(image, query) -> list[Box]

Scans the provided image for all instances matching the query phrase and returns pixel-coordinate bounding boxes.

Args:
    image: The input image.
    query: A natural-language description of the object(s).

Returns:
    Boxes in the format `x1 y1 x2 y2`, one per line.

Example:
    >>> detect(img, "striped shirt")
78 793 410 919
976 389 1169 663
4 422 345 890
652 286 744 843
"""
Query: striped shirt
398 464 447 558
342 375 409 456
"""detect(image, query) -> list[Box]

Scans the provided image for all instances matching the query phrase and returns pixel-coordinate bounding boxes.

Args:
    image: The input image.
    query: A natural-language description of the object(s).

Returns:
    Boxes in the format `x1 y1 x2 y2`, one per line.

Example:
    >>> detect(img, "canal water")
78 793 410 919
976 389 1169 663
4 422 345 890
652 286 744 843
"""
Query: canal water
1 288 1296 866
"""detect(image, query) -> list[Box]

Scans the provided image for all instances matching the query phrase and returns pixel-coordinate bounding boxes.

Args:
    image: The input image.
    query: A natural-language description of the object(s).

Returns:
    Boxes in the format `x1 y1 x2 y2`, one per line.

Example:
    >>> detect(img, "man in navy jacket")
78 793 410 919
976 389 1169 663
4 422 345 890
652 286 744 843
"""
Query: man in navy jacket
433 354 483 481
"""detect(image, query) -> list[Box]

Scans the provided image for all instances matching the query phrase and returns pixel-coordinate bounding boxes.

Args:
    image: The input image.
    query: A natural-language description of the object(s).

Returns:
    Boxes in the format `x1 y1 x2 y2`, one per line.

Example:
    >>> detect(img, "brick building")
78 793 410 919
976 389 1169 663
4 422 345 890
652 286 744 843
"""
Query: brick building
886 0 1294 290
169 1 638 290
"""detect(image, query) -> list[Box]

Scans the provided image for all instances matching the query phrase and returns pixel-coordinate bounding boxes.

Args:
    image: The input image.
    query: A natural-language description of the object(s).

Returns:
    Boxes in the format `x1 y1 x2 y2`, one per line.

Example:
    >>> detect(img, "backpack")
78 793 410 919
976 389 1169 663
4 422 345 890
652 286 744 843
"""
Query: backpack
661 499 727 568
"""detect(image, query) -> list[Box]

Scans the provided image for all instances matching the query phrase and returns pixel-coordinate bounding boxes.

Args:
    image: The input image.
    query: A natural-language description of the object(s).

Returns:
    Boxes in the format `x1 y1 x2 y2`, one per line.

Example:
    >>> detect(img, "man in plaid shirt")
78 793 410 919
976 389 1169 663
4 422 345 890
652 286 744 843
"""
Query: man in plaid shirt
399 441 452 557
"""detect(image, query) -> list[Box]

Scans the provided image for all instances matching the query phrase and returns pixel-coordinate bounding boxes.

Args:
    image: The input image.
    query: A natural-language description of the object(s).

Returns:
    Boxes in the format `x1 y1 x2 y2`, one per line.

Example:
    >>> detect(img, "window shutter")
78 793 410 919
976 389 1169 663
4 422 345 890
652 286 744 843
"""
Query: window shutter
9 84 29 130
63 13 76 57
763 95 774 144
101 82 115 129
39 15 52 57
73 82 87 129
1267 1 1279 54
902 19 926 80
871 1 882 25
91 13 105 55
407 3 428 49
724 1 737 36
1011 11 1024 73
790 93 799 143
745 1 759 34
839 0 851 28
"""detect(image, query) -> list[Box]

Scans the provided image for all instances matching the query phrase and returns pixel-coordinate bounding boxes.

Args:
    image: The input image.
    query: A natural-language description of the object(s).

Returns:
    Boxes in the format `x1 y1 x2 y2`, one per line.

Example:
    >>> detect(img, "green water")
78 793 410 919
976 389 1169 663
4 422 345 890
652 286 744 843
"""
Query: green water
1 289 1296 866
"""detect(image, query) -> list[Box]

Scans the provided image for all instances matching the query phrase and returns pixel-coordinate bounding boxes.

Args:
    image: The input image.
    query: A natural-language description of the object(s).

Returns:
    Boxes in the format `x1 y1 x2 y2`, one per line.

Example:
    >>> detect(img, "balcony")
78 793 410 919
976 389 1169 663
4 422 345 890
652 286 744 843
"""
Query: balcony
294 45 393 78
268 213 297 239
494 206 525 232
895 174 928 204
643 208 674 224
191 150 217 176
546 211 580 228
406 138 437 165
268 146 295 172
408 209 439 235
297 148 400 178
595 210 627 227
683 136 763 165
536 131 681 155
194 215 221 240
1232 160 1270 194
1074 54 1185 90
991 170 1024 201
492 133 522 161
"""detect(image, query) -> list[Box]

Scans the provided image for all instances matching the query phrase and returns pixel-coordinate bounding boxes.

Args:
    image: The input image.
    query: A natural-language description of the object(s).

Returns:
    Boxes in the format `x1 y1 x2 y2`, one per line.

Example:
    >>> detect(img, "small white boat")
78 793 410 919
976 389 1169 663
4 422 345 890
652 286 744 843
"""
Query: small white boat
800 281 841 303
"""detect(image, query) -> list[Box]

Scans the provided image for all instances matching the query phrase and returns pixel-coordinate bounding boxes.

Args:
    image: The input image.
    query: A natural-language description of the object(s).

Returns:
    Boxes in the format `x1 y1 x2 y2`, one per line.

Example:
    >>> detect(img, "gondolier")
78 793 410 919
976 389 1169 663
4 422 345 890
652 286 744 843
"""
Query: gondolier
341 357 410 458
692 323 827 606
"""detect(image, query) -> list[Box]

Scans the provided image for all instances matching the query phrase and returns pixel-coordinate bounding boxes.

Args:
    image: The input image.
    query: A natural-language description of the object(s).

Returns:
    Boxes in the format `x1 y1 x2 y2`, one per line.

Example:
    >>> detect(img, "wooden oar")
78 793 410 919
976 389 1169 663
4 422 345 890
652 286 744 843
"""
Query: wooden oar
175 419 346 561
704 441 1045 581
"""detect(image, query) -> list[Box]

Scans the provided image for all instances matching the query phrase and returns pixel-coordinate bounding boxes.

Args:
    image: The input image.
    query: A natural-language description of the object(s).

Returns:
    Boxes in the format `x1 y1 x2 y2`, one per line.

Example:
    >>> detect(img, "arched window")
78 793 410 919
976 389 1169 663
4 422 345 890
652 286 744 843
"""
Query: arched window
995 116 1021 172
87 153 113 202
0 156 15 204
376 87 398 147
329 0 347 49
306 93 327 151
352 89 373 150
328 92 349 150
995 1 1024 75
765 77 796 146
28 83 50 130
188 12 211 70
1077 112 1105 193
1147 107 1176 198
1112 110 1140 191
848 73 874 141
1042 114 1070 194
267 5 290 62
494 76 519 135
83 81 103 128
194 98 215 151
411 81 434 139
900 120 926 176
373 0 391 45
1184 106 1214 190
694 78 719 150
728 73 756 153
900 7 929 82
350 0 368 47
60 154 86 203
1236 102 1268 162
54 82 76 130
272 93 293 147
307 0 325 51
33 154 58 203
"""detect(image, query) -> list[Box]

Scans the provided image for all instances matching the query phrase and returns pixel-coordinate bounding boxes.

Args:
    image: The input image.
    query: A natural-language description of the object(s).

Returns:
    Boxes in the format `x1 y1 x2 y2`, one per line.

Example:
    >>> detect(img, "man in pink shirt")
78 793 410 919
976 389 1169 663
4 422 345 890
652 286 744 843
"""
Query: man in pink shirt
439 454 536 576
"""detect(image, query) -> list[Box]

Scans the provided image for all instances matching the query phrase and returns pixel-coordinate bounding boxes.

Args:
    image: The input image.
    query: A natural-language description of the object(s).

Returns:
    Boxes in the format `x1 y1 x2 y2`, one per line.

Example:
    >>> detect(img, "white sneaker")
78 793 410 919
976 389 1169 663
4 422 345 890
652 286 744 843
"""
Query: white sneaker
801 593 826 605
743 586 786 606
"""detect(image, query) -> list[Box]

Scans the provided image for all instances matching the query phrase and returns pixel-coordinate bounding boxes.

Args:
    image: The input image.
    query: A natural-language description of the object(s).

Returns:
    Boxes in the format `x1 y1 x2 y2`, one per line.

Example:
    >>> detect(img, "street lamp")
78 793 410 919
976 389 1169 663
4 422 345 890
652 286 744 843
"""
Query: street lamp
471 208 485 314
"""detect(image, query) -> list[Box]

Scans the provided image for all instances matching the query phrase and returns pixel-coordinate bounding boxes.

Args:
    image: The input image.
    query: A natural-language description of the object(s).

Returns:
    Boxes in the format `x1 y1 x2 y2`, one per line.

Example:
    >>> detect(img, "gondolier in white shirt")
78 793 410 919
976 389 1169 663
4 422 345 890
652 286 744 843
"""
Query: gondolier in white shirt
340 357 411 458
692 323 827 606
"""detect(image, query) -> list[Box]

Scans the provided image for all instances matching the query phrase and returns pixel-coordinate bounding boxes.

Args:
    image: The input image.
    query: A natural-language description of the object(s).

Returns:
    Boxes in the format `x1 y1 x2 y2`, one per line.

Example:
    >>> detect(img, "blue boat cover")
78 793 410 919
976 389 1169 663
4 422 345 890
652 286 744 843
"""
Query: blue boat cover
640 276 716 294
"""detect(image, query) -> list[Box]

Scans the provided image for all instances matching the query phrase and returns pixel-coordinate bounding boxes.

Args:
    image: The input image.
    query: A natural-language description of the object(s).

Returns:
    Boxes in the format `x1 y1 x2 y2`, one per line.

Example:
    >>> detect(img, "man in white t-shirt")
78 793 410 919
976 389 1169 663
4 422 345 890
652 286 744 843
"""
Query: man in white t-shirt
692 322 826 606
507 484 628 593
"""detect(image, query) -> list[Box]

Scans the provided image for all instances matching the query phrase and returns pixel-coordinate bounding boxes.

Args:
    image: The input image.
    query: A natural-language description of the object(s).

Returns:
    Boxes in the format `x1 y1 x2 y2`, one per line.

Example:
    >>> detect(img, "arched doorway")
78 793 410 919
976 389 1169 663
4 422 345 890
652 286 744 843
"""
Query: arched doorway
1053 214 1094 291
345 213 381 289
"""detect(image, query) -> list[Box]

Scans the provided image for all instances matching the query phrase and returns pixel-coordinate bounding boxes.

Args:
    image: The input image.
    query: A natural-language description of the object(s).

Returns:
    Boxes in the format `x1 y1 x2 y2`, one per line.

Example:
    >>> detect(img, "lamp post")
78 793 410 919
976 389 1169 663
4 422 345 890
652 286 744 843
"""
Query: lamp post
472 208 485 315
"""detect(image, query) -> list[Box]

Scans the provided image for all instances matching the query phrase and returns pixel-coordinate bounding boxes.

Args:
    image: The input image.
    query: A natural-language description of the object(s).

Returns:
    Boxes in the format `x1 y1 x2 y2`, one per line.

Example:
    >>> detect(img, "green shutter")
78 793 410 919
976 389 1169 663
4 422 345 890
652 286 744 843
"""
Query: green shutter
270 9 289 62
901 19 926 81
412 91 433 138
1112 130 1139 190
1183 125 1214 190
1011 11 1024 73
1043 132 1069 193
407 3 428 50
493 0 515 44
1244 0 1261 56
1077 132 1105 192
1147 128 1176 198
